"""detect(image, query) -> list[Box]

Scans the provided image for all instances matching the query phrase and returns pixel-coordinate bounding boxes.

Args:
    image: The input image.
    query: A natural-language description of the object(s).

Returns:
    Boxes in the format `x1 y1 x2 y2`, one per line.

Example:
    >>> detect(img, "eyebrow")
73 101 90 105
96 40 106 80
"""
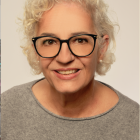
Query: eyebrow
40 33 57 37
70 32 89 36
40 31 90 38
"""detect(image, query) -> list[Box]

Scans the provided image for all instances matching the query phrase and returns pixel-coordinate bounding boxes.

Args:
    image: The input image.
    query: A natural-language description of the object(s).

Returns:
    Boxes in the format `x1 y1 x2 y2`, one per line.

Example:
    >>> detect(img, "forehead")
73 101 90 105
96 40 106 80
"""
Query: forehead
37 2 95 38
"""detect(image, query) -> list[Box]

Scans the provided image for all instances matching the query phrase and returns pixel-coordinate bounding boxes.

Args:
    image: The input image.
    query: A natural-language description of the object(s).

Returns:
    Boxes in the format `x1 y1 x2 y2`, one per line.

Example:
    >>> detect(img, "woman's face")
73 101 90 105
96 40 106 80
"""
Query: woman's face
36 2 99 94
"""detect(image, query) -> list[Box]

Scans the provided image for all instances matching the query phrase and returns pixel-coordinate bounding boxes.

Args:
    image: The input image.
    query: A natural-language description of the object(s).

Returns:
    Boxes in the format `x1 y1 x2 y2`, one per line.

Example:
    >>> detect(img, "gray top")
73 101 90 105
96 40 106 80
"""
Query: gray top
1 78 139 140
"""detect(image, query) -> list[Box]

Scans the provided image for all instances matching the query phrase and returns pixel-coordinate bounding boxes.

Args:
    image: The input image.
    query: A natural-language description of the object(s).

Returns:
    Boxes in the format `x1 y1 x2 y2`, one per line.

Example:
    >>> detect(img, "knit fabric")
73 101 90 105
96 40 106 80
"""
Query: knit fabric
1 79 139 140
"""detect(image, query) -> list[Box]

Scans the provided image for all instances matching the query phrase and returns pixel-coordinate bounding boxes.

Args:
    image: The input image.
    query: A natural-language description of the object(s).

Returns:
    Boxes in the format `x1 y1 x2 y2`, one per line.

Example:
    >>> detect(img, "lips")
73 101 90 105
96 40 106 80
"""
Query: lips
56 69 79 75
53 68 80 80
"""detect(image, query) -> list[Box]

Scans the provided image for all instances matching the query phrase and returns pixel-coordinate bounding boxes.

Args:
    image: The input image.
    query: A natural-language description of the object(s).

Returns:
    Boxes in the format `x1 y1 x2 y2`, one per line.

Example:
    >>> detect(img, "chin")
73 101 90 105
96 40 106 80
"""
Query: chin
52 81 84 95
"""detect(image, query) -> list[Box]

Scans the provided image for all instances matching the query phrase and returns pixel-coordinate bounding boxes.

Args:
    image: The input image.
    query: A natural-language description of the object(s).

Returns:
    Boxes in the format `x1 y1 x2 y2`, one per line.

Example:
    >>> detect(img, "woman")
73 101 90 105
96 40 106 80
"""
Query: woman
2 0 139 139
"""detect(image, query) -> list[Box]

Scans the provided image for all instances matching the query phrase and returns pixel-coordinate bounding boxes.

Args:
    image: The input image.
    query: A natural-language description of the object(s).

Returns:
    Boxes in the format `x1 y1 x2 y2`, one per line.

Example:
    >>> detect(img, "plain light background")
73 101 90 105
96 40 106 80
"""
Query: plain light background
1 0 139 103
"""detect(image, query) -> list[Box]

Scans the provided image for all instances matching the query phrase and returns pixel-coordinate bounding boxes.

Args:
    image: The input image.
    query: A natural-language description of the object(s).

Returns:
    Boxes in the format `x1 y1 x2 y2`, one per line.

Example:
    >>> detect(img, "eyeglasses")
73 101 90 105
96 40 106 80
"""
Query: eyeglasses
32 34 97 58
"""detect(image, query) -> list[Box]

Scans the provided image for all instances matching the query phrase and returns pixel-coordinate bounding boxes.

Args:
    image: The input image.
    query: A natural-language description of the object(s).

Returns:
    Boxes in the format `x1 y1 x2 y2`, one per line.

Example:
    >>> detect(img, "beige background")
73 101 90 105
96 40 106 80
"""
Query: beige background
1 0 139 103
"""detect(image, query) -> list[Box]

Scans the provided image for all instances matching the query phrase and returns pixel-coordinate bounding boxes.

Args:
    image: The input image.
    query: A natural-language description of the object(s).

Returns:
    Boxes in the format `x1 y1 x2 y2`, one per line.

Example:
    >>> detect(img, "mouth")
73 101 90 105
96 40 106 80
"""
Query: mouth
53 69 81 80
55 69 79 75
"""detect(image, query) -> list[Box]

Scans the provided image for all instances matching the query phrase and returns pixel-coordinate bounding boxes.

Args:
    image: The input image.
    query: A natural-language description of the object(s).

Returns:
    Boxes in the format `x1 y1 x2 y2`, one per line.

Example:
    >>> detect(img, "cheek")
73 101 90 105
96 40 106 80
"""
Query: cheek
88 57 97 74
85 50 98 78
82 52 98 71
39 57 53 72
79 56 97 83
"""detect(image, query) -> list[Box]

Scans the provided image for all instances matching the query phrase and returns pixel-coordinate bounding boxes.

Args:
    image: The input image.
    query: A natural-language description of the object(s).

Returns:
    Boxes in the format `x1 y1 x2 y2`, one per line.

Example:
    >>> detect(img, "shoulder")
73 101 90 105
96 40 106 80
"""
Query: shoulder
1 80 37 107
101 81 139 120
113 91 139 138
103 83 139 138
1 80 42 138
102 81 139 111
117 91 139 116
108 85 139 131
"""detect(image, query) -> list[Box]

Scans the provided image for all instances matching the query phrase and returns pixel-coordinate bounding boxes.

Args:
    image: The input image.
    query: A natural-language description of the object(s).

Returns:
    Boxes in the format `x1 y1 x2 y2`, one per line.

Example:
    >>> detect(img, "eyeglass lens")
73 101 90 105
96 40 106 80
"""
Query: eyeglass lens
35 35 95 57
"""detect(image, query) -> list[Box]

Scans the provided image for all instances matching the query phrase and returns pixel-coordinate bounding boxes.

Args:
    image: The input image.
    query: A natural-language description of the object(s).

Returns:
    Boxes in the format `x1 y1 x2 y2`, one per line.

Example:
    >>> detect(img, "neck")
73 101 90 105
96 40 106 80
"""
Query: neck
45 79 100 118
32 78 119 118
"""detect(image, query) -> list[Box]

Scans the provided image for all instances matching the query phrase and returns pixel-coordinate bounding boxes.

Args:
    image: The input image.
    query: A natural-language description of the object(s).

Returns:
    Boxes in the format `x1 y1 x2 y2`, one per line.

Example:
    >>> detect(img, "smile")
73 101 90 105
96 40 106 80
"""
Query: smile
53 69 81 80
56 70 79 75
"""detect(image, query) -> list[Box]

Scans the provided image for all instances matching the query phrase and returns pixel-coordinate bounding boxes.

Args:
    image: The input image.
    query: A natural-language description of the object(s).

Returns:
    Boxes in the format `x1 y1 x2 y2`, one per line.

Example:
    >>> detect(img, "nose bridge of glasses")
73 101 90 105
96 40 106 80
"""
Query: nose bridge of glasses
61 39 69 45
58 39 74 56
60 39 70 49
56 38 75 62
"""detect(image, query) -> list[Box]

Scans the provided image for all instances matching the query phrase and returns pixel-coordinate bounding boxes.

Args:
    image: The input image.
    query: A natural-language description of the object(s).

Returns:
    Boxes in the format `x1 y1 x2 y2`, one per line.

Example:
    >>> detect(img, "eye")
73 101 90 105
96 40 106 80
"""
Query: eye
75 38 88 43
43 39 56 45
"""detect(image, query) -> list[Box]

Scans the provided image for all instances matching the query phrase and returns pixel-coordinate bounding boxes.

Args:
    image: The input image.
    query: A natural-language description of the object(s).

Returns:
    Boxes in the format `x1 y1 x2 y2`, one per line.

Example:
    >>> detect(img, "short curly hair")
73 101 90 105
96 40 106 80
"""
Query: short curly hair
19 0 119 75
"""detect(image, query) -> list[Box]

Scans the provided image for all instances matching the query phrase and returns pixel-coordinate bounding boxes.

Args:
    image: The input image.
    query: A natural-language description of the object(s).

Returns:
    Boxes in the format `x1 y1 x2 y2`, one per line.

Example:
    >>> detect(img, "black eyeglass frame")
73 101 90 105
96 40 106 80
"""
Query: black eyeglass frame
32 34 98 58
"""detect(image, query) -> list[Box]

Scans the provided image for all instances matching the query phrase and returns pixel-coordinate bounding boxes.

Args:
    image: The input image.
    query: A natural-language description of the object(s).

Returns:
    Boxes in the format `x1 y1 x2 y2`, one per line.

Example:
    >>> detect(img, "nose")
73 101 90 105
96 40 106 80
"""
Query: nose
55 42 75 64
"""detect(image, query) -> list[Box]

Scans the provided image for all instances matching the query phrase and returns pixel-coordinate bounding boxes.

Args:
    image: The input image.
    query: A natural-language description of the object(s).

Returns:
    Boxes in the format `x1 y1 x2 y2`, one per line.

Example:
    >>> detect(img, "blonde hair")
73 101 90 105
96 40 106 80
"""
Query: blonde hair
19 0 119 75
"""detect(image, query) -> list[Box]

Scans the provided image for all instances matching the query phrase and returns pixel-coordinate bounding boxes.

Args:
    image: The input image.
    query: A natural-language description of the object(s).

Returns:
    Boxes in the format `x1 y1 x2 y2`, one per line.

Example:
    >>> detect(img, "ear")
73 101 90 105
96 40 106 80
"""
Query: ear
32 44 40 61
98 35 109 62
